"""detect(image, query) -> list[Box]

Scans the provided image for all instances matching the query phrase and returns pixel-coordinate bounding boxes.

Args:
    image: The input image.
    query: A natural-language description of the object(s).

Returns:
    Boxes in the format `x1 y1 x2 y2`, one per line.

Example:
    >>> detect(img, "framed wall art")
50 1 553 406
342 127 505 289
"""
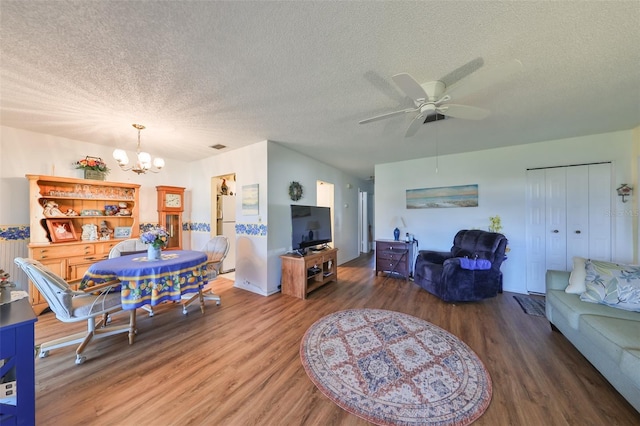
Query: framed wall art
47 219 78 243
406 184 479 209
114 226 132 238
242 184 259 215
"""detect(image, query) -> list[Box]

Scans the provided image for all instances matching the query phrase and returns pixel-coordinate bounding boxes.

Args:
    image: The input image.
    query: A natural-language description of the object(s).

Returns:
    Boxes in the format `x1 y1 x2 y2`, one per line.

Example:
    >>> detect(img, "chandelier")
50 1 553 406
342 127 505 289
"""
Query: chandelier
113 124 165 174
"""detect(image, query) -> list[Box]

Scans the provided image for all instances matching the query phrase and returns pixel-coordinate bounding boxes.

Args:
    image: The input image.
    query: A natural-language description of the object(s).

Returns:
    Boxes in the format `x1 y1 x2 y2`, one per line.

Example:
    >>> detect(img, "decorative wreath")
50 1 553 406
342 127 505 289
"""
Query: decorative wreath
288 181 303 201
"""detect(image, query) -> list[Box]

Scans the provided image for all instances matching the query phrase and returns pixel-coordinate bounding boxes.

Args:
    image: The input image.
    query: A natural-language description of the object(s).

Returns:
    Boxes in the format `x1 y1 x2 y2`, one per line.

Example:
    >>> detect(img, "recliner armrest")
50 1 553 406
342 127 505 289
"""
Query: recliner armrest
417 250 452 264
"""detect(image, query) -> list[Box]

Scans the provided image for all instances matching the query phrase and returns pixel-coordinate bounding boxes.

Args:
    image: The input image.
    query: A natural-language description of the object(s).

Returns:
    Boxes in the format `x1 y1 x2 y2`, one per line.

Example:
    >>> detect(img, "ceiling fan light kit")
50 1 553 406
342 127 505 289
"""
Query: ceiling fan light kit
359 59 523 137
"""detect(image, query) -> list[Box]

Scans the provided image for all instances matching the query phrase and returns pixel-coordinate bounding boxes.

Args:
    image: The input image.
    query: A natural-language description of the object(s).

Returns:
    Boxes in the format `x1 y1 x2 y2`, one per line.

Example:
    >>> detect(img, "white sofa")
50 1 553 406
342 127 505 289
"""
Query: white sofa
545 269 640 412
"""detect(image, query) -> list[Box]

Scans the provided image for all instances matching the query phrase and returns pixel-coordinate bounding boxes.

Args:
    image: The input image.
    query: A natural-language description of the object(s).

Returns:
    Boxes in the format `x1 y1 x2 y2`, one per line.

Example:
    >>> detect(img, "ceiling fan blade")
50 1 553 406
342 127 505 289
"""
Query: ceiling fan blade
392 73 428 102
438 104 491 120
405 112 426 137
359 108 415 124
443 59 523 100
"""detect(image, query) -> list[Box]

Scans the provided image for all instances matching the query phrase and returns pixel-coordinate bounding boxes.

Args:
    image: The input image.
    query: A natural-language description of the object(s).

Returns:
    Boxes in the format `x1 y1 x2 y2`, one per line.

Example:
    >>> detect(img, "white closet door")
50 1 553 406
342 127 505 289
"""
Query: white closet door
545 168 567 273
526 163 612 294
588 163 612 260
526 169 547 293
566 166 590 268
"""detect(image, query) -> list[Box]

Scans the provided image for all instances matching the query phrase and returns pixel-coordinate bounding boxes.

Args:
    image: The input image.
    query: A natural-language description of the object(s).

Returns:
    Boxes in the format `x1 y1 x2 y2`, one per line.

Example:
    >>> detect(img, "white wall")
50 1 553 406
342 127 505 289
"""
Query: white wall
188 141 270 295
375 129 637 294
1 128 371 298
267 142 371 295
0 125 192 289
1 126 191 225
187 140 371 296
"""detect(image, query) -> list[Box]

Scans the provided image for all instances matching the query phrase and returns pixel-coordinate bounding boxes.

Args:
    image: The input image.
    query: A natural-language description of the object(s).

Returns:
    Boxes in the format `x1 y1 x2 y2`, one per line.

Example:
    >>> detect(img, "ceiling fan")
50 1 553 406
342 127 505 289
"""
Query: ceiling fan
359 59 523 137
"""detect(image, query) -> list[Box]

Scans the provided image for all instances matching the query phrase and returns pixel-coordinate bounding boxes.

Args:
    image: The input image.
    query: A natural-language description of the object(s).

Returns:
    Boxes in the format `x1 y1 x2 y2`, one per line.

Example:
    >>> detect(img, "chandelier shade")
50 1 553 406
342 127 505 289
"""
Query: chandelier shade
113 124 164 174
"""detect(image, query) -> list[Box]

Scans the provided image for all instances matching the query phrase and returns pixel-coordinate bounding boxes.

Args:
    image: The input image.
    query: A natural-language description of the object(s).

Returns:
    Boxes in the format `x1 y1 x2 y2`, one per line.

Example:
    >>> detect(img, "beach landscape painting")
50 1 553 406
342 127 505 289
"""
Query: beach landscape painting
242 184 259 215
406 184 478 209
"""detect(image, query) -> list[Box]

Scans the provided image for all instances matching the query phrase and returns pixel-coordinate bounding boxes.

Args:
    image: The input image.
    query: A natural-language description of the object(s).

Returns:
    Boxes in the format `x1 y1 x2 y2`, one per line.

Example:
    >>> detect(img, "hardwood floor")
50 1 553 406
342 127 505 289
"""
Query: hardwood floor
32 253 639 425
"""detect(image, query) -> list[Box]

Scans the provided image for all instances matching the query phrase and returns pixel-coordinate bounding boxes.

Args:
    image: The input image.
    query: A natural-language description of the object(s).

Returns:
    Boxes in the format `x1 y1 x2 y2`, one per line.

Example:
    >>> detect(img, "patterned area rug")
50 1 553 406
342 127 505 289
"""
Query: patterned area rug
300 309 492 425
513 295 546 317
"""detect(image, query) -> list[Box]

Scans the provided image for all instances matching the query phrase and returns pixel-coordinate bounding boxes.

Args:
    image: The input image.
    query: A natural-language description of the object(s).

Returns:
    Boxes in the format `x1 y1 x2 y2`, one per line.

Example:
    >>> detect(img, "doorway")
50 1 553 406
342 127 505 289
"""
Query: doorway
359 190 370 253
211 173 236 273
317 180 334 247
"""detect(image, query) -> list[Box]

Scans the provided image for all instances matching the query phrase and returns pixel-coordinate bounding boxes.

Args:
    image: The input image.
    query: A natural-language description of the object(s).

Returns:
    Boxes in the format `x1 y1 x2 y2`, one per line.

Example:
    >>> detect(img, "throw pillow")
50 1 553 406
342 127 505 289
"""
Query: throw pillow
566 256 587 294
459 257 492 270
580 259 640 312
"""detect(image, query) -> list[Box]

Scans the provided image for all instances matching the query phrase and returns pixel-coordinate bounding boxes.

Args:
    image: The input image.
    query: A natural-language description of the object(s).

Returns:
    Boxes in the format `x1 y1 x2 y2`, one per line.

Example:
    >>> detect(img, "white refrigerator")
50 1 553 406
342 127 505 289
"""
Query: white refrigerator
217 195 236 273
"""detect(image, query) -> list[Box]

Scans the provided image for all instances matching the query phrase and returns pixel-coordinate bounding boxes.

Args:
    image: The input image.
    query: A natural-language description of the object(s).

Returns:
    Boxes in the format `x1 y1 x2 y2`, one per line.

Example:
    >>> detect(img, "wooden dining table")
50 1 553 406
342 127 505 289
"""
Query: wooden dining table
80 250 208 341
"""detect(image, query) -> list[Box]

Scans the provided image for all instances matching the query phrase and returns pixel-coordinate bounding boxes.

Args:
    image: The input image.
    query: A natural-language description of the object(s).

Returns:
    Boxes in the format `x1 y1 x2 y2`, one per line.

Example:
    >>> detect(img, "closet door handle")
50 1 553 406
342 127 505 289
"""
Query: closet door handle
552 229 559 233
575 230 581 234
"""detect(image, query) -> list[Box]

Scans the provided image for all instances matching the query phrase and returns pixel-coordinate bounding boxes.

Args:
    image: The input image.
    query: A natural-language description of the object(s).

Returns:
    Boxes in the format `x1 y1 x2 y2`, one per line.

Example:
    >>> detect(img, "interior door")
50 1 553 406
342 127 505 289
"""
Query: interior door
359 191 368 253
566 166 589 268
526 163 612 294
545 168 567 273
525 169 547 293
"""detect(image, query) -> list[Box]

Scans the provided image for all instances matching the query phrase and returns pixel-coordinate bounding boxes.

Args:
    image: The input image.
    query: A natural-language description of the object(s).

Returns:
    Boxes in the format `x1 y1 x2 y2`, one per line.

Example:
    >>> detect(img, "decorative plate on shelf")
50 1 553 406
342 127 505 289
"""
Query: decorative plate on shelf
289 181 303 201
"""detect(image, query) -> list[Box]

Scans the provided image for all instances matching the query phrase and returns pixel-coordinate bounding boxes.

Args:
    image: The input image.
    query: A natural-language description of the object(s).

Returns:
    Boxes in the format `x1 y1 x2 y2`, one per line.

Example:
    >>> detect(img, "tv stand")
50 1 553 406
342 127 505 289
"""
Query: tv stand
280 247 338 299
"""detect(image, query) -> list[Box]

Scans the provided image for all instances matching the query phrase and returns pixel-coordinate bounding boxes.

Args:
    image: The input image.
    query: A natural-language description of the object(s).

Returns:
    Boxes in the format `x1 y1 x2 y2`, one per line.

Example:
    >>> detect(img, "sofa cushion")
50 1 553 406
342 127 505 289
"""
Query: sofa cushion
580 259 640 312
546 289 640 330
579 315 640 364
566 256 587 294
620 349 640 389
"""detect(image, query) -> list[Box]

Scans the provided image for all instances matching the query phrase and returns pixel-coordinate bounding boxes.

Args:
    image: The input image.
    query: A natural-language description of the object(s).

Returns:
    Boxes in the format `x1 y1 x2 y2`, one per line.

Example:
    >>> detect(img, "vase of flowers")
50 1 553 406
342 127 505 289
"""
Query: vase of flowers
140 227 169 260
74 156 109 180
489 215 503 233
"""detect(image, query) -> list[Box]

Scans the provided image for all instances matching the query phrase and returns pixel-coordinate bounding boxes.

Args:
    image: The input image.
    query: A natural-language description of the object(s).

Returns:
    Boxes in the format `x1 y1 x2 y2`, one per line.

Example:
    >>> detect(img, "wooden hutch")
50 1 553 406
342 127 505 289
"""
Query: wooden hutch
26 174 140 314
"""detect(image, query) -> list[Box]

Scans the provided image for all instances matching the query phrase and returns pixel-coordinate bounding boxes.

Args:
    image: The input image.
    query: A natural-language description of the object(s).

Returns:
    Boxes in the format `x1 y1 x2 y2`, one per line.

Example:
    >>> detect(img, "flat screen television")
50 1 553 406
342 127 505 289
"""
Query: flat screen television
291 205 332 252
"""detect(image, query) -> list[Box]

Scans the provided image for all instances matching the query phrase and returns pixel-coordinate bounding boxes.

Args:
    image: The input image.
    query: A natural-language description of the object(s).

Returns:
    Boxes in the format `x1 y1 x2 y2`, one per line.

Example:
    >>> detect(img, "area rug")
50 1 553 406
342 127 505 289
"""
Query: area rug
300 309 492 426
513 295 546 317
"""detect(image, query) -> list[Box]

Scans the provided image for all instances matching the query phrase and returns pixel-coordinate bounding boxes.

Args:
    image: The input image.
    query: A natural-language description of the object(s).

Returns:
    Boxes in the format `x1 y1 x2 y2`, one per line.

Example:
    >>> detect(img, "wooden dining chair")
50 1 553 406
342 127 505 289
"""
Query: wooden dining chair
14 257 135 365
181 236 229 314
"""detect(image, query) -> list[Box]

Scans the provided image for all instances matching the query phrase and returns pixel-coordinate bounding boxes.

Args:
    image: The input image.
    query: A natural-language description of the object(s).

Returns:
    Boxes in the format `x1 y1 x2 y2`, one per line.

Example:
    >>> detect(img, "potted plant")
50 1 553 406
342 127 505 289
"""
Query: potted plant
74 156 110 180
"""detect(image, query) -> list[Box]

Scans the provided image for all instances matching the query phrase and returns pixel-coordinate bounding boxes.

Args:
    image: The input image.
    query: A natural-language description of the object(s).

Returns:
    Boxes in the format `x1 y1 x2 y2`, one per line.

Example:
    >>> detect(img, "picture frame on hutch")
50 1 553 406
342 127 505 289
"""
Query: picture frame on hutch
46 219 78 243
114 227 132 238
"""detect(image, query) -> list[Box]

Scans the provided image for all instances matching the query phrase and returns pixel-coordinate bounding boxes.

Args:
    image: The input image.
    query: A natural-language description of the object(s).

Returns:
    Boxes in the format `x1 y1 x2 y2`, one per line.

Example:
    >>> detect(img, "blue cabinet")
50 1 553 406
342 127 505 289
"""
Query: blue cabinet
0 298 37 425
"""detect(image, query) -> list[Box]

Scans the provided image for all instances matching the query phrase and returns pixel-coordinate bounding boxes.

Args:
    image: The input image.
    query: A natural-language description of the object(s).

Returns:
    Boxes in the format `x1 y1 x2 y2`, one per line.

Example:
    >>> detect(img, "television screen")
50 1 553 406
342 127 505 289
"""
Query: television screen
291 205 332 251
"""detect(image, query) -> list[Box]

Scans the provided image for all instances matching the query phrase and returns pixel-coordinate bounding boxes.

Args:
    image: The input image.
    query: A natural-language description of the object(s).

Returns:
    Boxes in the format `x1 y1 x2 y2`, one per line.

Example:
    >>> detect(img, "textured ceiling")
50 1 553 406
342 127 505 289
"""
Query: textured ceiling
1 1 639 180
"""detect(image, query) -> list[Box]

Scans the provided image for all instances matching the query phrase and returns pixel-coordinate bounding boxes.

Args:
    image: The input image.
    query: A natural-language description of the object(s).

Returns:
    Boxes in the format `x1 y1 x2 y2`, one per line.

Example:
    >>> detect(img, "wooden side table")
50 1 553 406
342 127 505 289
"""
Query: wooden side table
280 248 338 299
375 239 415 281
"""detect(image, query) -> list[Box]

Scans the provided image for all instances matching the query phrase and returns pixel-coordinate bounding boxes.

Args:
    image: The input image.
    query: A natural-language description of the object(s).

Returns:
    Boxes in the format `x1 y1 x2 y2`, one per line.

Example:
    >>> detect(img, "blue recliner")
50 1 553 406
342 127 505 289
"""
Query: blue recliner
414 229 508 302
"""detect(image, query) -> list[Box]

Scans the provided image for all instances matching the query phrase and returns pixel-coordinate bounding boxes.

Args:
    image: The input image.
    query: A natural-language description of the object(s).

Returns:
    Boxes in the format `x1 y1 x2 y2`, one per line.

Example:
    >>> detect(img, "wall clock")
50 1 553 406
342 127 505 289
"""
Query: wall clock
156 186 184 212
165 193 182 208
289 181 303 201
156 185 185 250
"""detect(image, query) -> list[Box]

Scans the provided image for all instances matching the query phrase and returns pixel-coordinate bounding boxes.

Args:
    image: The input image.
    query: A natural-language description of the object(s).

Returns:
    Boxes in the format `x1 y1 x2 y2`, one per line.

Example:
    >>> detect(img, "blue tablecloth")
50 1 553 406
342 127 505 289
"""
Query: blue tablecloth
81 250 207 310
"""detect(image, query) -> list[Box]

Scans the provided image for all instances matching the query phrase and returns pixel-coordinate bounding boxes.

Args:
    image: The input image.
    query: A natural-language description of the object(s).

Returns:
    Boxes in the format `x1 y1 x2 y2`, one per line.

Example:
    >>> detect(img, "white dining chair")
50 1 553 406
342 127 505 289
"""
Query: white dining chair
181 236 229 314
108 238 148 258
14 257 135 365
